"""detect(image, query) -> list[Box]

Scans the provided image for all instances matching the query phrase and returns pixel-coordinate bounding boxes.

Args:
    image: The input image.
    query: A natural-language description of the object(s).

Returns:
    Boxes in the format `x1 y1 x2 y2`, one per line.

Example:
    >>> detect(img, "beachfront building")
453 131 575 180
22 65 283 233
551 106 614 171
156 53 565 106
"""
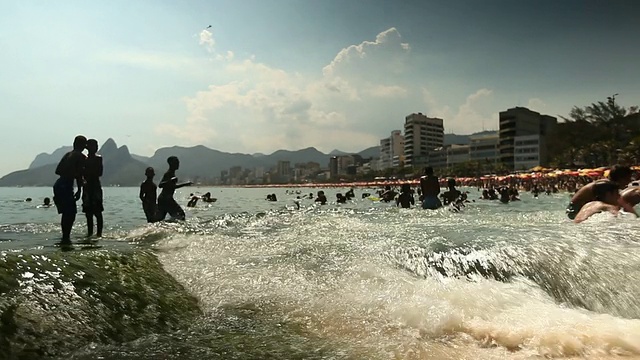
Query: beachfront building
404 113 444 169
470 133 499 163
447 144 470 166
499 107 557 170
329 156 338 179
379 130 404 170
427 147 448 171
513 134 549 171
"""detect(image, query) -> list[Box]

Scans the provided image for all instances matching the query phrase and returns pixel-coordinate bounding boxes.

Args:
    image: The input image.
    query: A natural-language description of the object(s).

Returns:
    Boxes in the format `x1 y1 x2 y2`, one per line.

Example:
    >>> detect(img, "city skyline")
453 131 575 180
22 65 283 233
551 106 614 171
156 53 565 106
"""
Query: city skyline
2 0 640 176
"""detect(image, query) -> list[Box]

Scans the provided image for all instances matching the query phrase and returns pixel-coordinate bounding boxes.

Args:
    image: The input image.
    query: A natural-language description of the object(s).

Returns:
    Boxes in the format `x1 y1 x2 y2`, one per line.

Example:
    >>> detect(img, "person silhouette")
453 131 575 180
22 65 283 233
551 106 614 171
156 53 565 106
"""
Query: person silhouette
53 135 87 244
82 139 104 238
157 156 192 221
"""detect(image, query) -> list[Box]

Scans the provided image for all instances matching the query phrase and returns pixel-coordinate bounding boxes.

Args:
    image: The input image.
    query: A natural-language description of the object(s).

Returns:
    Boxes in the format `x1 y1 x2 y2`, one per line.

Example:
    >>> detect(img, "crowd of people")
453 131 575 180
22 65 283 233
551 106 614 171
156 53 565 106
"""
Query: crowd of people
50 136 640 245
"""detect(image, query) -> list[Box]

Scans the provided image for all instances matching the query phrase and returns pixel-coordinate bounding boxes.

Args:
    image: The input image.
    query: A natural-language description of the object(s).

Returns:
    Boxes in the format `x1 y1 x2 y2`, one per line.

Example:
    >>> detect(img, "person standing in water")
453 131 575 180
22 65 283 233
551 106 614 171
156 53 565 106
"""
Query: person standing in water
396 183 415 208
139 167 158 223
82 139 104 238
157 156 192 221
53 135 87 244
420 166 442 209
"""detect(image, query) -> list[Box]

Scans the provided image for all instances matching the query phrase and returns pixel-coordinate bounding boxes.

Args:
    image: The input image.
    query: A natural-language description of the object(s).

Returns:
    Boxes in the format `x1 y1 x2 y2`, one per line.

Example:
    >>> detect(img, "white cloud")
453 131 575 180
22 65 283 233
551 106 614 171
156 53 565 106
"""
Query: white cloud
199 29 215 53
155 27 503 155
423 88 497 134
527 98 547 112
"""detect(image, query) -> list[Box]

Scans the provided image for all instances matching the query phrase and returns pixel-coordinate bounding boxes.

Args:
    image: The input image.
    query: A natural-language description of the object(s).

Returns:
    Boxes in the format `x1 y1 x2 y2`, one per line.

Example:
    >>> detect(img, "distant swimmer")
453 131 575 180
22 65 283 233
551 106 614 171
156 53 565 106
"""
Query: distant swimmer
139 167 158 223
574 181 622 223
420 166 442 210
381 185 397 202
53 135 87 245
186 196 199 207
157 156 192 221
336 193 347 204
25 198 32 202
396 183 415 208
315 191 327 205
566 165 637 220
82 139 104 238
42 197 51 208
201 192 217 203
440 178 461 205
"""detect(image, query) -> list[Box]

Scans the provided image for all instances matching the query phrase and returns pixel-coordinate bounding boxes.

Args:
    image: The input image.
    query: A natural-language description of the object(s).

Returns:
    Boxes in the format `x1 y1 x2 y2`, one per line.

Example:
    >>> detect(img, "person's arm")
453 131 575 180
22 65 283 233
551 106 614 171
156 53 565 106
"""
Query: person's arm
176 181 193 189
618 197 639 217
139 184 145 202
74 155 85 201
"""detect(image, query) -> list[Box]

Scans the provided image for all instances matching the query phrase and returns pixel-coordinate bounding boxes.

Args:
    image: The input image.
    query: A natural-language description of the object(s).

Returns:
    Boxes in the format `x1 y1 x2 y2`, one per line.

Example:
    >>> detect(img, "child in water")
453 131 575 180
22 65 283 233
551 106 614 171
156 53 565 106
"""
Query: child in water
157 156 192 221
139 167 158 223
396 184 415 208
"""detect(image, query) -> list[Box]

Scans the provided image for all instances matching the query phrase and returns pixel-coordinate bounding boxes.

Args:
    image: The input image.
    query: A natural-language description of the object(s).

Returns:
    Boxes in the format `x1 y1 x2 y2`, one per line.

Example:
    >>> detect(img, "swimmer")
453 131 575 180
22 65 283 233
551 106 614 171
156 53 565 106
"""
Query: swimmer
574 181 622 223
336 193 347 204
420 167 442 209
440 178 461 205
381 185 397 202
186 196 199 207
566 165 637 220
41 197 51 208
315 191 327 205
396 183 415 208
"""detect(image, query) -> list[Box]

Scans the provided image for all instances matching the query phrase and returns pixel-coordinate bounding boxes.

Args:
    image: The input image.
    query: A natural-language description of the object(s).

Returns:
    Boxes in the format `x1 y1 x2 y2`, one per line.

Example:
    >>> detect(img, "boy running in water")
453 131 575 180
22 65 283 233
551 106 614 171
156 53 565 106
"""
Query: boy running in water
157 156 192 221
139 167 158 223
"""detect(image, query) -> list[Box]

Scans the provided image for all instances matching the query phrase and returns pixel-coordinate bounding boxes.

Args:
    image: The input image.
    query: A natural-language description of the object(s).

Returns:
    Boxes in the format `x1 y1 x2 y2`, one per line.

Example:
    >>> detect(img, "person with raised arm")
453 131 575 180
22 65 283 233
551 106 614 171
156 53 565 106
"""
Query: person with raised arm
156 156 192 221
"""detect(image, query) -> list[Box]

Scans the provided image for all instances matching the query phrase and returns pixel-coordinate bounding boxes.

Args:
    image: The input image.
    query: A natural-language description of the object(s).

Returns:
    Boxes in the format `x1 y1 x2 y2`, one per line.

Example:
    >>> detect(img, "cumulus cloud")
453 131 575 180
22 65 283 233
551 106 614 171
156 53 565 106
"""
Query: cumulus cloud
156 27 500 155
527 98 547 112
423 88 497 134
199 29 215 52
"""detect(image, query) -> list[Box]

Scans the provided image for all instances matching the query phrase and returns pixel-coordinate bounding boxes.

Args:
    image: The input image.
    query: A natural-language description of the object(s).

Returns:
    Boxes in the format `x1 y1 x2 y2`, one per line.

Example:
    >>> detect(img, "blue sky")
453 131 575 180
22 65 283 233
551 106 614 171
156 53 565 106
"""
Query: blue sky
1 0 639 176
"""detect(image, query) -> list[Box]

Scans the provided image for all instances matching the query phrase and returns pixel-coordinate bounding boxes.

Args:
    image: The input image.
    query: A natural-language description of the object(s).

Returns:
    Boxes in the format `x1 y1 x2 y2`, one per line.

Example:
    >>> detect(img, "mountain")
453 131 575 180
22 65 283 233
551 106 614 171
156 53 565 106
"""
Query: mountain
357 146 380 159
0 139 148 186
29 146 72 169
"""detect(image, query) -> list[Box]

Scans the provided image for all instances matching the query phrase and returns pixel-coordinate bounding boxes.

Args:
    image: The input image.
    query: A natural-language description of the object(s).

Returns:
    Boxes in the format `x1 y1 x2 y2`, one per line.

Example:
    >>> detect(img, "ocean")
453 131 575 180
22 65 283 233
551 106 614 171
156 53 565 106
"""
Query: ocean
1 186 640 359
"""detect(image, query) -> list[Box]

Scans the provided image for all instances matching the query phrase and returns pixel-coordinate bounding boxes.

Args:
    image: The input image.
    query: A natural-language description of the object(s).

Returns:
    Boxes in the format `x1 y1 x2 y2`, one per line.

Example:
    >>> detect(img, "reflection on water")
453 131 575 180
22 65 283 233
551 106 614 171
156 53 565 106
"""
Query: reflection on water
2 187 640 358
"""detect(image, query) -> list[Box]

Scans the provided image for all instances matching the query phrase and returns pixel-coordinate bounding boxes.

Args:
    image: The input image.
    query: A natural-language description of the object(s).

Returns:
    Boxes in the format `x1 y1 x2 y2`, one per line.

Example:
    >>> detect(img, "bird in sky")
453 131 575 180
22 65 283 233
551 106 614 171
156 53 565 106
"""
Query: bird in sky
206 25 212 29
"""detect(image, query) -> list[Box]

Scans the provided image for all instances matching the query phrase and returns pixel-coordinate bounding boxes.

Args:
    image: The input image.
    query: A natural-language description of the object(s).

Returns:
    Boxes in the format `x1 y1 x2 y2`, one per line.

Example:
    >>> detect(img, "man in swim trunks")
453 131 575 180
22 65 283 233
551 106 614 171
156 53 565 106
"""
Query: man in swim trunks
157 156 192 221
82 139 104 237
53 135 87 244
574 181 623 223
566 165 637 220
420 166 442 210
139 167 158 223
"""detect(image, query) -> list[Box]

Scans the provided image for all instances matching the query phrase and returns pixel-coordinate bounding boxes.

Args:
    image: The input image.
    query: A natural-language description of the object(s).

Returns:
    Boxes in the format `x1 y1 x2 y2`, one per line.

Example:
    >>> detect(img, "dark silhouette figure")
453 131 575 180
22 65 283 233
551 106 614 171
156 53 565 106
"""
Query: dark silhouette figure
187 196 199 207
157 156 192 221
53 135 87 244
42 197 51 207
315 191 327 205
396 184 415 208
82 139 104 237
139 167 158 223
420 166 442 209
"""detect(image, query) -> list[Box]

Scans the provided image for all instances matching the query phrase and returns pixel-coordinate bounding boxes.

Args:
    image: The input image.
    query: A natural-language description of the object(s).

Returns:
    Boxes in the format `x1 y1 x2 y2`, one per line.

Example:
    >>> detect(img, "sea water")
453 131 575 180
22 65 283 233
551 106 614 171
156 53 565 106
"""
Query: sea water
1 186 640 359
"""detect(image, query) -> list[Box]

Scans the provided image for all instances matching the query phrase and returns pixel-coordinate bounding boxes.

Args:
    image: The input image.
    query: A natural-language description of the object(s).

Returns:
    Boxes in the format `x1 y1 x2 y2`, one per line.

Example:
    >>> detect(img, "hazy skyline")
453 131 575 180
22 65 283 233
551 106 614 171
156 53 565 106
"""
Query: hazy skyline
1 0 639 176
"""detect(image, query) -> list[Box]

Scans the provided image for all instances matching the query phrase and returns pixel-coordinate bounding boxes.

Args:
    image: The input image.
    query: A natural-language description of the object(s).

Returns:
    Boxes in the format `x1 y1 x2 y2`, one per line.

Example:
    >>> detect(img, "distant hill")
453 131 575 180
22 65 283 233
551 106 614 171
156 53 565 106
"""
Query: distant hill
4 133 493 186
0 139 148 186
29 146 72 169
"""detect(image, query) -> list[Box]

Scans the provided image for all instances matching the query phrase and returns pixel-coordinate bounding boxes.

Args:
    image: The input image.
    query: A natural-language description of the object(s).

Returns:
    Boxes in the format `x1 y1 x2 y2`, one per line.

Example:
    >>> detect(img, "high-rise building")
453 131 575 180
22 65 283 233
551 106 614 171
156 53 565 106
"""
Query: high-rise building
499 107 557 170
403 113 444 169
469 133 499 163
329 156 338 179
379 130 404 170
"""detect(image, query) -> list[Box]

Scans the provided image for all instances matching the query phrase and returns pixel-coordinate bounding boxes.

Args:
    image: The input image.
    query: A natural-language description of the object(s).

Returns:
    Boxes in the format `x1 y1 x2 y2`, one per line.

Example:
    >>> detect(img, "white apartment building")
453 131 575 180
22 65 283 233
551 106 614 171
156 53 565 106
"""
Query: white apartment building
404 113 444 168
514 134 544 170
447 144 470 166
379 130 404 169
469 133 499 163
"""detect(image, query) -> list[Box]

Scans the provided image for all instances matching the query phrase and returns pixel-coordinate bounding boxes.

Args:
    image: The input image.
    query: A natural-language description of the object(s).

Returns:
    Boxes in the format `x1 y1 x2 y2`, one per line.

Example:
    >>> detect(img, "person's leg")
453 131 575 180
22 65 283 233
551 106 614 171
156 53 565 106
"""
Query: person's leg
61 213 76 243
95 212 103 237
86 212 94 237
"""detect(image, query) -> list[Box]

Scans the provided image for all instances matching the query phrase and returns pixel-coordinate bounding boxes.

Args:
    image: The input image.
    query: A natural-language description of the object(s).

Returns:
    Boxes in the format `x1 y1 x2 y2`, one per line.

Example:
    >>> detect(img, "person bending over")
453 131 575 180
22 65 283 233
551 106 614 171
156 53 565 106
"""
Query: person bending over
574 181 623 223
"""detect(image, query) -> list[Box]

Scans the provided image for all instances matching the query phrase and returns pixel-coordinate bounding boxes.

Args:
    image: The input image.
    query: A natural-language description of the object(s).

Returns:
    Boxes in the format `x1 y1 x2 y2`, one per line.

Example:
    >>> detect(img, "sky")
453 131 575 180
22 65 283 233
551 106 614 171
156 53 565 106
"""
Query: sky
1 0 640 176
